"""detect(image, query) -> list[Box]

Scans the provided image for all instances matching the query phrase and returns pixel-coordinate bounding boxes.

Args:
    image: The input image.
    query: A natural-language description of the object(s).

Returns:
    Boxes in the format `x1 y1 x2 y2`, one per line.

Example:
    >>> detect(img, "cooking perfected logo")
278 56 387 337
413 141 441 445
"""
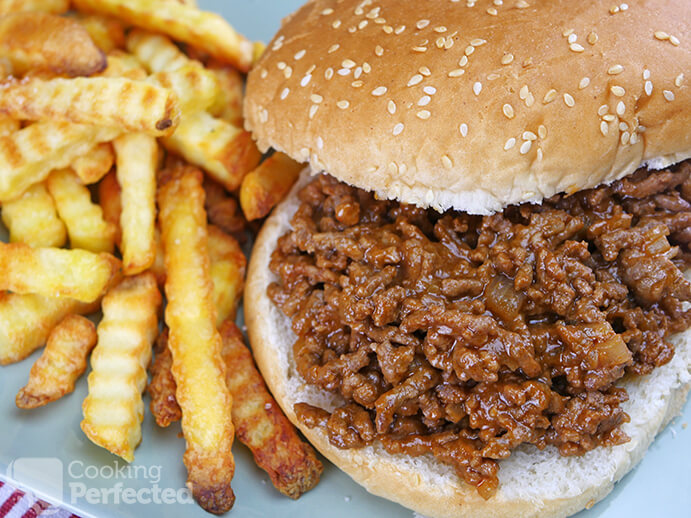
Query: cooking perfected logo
6 457 193 506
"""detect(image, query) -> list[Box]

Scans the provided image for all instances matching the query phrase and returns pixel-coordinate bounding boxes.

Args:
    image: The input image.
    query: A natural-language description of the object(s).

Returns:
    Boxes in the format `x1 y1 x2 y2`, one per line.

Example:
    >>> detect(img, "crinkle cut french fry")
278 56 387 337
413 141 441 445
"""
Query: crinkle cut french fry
148 226 244 423
0 292 99 366
126 29 188 74
0 77 180 137
0 116 19 137
158 168 235 513
208 225 245 326
128 29 215 78
75 14 125 53
0 243 120 303
240 152 304 221
0 121 120 203
47 169 116 254
128 32 221 113
219 320 323 499
204 178 248 240
158 153 187 185
161 110 261 191
150 227 167 287
72 142 115 185
178 42 210 66
0 0 69 14
149 64 220 114
16 314 97 409
0 12 104 76
98 50 147 80
252 41 265 65
207 65 243 126
74 0 253 71
97 171 122 247
1 183 66 248
114 133 157 275
148 327 182 427
81 273 161 462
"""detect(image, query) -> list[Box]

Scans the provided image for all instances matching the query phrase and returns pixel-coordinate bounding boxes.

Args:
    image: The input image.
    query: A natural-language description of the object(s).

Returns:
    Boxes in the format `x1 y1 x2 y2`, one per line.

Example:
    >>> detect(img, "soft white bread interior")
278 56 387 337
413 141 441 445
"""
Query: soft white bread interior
245 171 691 518
245 0 691 214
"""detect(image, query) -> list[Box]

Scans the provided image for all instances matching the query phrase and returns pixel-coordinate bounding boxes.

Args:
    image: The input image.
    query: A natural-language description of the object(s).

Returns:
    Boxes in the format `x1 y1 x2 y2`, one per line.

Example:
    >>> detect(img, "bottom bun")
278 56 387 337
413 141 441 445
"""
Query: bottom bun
245 171 691 518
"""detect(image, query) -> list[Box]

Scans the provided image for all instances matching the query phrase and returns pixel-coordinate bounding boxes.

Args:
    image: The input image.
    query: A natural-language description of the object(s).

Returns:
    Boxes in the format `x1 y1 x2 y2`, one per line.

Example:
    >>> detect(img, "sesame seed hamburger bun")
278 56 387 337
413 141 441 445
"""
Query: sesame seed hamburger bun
244 0 690 214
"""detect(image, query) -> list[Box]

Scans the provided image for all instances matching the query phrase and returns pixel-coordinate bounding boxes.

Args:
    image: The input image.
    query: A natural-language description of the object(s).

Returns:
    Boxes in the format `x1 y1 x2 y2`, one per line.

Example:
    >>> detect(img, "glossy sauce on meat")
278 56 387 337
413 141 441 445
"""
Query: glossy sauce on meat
268 161 691 498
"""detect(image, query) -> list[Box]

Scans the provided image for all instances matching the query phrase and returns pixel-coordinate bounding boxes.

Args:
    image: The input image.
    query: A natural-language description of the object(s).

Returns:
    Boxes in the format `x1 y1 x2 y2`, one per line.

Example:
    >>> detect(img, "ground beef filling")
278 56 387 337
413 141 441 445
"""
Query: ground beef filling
267 161 691 499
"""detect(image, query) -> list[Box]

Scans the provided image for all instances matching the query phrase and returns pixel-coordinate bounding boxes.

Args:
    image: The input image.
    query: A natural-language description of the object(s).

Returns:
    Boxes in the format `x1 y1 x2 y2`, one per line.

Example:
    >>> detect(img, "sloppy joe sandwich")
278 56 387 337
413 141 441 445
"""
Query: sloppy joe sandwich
243 1 691 516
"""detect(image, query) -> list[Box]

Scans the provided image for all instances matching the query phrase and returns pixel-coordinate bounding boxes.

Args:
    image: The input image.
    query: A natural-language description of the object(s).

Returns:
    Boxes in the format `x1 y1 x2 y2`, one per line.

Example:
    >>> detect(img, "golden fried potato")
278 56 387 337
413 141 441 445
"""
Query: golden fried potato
0 292 101 365
72 143 115 185
158 167 235 513
0 76 180 137
81 273 161 462
208 226 245 326
0 115 19 137
147 225 244 424
128 31 221 113
0 243 120 303
203 179 248 240
16 314 97 409
252 41 266 64
98 50 147 80
149 64 220 114
207 64 243 126
47 169 116 254
0 121 120 202
0 0 69 14
181 44 212 67
126 29 188 73
114 133 157 275
97 170 166 284
240 152 304 221
97 171 122 247
74 0 253 71
161 111 261 191
149 228 167 287
159 153 187 183
148 327 182 427
1 183 66 248
0 12 104 76
219 321 323 499
75 14 125 53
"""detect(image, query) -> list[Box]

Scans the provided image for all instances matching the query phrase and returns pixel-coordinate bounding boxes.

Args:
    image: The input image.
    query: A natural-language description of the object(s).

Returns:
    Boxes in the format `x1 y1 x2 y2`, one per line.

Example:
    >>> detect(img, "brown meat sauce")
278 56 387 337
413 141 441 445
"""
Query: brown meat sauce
268 161 691 498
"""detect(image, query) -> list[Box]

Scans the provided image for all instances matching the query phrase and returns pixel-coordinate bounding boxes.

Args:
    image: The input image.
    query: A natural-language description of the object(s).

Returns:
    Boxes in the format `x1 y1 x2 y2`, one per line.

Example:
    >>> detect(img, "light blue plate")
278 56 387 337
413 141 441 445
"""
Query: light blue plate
0 2 689 517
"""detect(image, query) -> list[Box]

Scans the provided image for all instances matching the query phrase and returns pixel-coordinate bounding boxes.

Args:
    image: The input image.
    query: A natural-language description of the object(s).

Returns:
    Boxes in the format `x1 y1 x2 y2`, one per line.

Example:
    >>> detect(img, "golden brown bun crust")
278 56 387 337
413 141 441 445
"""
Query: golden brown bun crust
245 0 691 214
245 171 691 518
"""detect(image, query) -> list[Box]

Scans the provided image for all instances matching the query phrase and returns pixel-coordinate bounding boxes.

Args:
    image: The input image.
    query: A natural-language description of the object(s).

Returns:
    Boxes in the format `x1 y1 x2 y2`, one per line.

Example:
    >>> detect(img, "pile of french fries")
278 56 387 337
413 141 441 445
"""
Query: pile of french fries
0 0 319 513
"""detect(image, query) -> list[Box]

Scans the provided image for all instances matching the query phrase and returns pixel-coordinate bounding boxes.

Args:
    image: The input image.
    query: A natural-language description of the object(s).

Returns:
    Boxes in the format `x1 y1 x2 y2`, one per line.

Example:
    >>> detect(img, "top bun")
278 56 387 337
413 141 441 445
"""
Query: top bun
244 0 690 214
